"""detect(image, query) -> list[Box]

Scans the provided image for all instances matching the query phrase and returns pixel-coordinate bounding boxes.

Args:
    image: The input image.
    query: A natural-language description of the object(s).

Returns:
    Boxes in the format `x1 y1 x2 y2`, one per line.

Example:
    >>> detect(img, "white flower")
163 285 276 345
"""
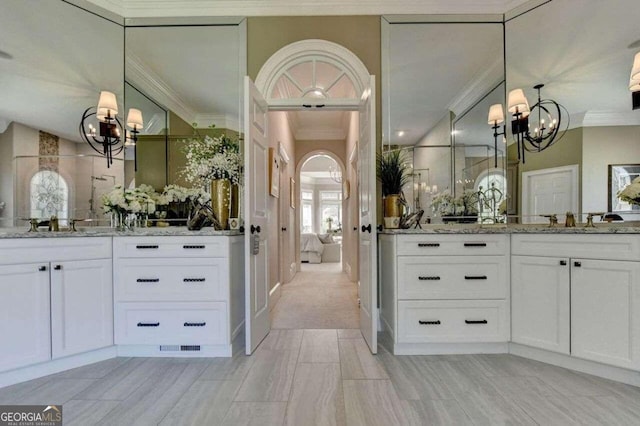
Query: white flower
180 135 242 186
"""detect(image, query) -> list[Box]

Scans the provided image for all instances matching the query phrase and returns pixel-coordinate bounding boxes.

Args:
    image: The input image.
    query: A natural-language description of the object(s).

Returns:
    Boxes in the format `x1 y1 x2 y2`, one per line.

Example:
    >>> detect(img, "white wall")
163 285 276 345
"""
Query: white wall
582 125 640 220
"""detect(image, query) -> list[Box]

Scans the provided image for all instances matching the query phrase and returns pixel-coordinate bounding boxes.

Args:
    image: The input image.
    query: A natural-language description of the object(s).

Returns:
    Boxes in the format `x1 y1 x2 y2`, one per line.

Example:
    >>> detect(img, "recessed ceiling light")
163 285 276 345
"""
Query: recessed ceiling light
396 130 405 137
0 49 13 60
628 39 640 49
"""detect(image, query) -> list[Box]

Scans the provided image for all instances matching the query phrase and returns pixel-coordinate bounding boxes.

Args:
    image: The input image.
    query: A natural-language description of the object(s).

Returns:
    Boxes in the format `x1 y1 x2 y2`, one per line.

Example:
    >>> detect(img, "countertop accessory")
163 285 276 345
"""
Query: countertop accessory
541 214 558 227
565 212 576 227
585 212 605 227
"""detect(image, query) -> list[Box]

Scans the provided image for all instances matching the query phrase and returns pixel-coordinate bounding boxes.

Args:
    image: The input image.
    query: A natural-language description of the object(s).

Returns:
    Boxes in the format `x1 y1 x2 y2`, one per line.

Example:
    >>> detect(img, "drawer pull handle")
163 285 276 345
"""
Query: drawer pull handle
574 261 582 267
464 275 487 280
38 266 47 271
560 260 567 266
418 320 441 325
137 278 160 283
184 322 206 327
137 322 160 327
464 243 487 247
418 276 441 281
465 320 488 325
184 278 206 283
183 245 206 249
136 245 159 249
418 243 440 247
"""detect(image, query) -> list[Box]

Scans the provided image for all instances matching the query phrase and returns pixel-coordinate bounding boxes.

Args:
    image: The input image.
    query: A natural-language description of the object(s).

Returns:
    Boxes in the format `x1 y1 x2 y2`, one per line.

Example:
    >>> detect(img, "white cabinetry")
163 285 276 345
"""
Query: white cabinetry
0 238 113 373
113 236 244 357
511 234 640 371
380 233 510 354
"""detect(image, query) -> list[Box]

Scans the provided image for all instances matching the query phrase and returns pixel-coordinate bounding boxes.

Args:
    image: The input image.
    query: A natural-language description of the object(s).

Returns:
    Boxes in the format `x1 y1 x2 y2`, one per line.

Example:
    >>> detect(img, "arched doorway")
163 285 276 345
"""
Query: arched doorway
245 38 378 354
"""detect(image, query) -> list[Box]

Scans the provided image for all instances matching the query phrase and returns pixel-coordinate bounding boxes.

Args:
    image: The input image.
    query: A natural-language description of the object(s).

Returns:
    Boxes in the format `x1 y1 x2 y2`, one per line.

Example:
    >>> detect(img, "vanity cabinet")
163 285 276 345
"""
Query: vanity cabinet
0 238 113 372
380 233 510 354
511 234 640 371
113 236 244 357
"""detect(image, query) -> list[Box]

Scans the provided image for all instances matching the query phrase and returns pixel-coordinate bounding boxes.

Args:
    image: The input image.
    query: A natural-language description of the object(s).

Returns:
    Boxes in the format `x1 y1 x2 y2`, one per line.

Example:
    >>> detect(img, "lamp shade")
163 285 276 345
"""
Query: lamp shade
126 108 144 129
488 104 505 125
631 52 640 82
630 78 640 92
507 88 530 117
96 91 118 121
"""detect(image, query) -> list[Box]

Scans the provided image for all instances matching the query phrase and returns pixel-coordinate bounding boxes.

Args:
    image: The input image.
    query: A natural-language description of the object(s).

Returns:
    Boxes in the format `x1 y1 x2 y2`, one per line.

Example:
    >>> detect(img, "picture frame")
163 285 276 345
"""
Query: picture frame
608 164 640 212
290 177 295 209
269 147 279 198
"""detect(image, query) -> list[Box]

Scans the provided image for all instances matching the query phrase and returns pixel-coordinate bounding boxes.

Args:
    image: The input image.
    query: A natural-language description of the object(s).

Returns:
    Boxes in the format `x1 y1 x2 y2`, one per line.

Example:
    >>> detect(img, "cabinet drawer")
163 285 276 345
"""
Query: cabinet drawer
396 234 507 256
115 302 227 345
397 300 509 343
397 256 507 300
511 234 640 261
114 236 227 258
115 258 228 302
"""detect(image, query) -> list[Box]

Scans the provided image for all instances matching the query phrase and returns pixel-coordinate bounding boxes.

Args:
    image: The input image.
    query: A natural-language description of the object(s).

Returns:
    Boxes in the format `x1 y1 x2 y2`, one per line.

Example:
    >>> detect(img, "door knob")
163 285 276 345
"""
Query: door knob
361 224 371 233
353 227 357 231
377 225 383 232
251 225 261 234
281 227 287 232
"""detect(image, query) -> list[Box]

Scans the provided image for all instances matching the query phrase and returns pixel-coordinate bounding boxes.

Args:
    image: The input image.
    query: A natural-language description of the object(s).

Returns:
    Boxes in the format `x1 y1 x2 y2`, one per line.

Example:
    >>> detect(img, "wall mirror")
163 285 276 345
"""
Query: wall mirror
0 0 125 226
506 0 640 221
124 22 245 194
382 18 504 222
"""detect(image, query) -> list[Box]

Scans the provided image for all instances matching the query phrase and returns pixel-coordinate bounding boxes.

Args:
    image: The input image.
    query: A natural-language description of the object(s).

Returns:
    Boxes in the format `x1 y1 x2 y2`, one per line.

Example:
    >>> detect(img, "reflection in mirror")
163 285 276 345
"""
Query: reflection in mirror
453 82 507 223
0 1 124 227
383 19 504 223
506 0 640 221
124 24 243 189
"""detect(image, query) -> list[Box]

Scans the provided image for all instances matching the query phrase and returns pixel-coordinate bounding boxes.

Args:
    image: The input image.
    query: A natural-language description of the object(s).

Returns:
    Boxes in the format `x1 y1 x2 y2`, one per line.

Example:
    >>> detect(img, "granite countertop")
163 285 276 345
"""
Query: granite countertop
379 223 640 234
0 226 243 239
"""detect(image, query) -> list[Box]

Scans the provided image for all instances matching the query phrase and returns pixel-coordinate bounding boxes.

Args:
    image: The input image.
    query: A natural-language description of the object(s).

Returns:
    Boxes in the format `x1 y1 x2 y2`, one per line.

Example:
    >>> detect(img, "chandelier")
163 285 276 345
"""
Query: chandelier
79 91 143 168
329 164 343 183
489 84 568 164
630 52 640 109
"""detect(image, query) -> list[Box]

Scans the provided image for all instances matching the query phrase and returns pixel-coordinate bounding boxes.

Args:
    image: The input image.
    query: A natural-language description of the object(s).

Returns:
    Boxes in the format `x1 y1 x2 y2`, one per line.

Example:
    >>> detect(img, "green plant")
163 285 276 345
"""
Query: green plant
376 150 411 196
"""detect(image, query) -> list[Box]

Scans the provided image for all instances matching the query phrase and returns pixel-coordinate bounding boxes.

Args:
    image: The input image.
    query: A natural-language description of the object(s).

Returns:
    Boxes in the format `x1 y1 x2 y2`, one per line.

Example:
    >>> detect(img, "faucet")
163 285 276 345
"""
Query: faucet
585 212 605 227
541 214 558 227
565 212 576 227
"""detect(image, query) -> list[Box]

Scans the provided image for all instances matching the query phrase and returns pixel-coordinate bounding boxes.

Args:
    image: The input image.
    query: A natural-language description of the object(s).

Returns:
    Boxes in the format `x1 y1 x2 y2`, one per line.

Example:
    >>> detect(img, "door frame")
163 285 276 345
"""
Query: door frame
521 164 579 224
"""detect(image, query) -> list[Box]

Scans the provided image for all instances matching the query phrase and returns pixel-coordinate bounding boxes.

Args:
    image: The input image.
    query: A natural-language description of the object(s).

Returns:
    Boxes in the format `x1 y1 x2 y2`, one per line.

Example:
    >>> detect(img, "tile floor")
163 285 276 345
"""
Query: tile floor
1 330 640 425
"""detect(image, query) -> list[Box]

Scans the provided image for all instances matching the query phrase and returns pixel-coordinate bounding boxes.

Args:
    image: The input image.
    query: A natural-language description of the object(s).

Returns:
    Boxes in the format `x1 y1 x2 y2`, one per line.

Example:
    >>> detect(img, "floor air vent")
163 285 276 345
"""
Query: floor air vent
159 345 201 352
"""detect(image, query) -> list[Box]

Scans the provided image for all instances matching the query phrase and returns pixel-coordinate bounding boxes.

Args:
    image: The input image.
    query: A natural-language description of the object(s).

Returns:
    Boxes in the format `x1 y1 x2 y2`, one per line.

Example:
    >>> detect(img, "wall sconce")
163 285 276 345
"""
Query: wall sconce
629 52 640 109
487 103 505 168
79 91 143 169
505 84 568 164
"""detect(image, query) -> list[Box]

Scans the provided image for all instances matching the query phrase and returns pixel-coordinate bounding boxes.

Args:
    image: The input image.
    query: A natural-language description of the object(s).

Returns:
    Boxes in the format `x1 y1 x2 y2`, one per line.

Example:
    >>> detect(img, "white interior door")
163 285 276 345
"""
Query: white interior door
358 77 377 353
521 165 579 224
244 76 270 354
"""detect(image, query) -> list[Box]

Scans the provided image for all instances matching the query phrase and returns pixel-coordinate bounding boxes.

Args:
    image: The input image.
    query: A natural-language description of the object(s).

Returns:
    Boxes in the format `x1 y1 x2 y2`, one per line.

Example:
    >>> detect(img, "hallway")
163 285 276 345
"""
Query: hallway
271 263 359 329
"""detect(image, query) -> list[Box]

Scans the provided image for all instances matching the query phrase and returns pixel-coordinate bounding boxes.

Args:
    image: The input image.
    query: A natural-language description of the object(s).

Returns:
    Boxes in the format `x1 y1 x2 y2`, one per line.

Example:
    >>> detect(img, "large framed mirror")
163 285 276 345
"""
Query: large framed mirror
382 17 504 223
506 0 640 222
0 0 125 226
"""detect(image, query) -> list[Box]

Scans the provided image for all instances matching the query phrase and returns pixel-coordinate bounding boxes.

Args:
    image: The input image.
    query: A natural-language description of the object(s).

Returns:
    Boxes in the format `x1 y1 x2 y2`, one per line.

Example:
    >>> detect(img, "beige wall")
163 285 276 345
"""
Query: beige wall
507 127 583 216
582 125 640 218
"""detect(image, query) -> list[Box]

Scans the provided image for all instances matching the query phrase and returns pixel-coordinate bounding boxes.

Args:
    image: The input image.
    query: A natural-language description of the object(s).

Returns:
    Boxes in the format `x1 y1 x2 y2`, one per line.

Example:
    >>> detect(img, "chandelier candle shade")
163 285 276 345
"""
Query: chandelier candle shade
629 52 640 109
505 84 568 164
79 90 142 168
487 103 506 168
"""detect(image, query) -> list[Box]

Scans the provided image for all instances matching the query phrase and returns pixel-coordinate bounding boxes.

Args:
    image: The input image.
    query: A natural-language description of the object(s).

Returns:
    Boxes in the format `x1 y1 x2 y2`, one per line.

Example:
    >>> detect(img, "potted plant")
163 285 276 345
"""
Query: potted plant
377 150 411 224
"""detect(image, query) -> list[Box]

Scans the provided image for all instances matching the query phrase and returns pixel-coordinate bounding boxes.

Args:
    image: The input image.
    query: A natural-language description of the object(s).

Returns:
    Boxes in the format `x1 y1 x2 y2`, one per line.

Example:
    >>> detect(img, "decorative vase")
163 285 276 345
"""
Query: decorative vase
384 194 402 218
211 178 231 230
110 211 126 231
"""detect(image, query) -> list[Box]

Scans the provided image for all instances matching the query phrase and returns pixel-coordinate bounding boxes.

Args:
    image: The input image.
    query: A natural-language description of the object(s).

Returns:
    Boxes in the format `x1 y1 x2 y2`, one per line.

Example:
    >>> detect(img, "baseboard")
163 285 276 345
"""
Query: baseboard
269 282 281 311
380 315 394 340
0 346 117 389
509 343 640 387
393 342 509 356
289 262 296 280
232 320 245 341
345 262 351 277
116 344 232 358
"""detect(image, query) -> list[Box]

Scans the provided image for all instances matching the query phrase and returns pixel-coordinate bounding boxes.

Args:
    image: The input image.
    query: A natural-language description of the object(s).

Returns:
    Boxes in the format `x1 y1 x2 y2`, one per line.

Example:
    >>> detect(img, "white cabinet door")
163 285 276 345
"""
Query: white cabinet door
51 259 113 358
511 255 570 354
0 263 51 372
571 259 640 370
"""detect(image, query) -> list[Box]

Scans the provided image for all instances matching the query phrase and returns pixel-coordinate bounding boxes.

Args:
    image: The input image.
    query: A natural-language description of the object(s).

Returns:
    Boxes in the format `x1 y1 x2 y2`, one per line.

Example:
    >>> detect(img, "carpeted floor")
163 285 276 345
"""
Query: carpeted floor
271 262 359 329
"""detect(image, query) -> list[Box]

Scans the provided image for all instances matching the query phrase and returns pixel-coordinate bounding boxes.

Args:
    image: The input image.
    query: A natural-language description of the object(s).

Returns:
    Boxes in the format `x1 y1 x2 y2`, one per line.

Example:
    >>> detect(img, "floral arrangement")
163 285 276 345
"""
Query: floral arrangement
431 190 479 217
160 184 211 206
101 185 156 215
181 135 242 186
618 177 640 206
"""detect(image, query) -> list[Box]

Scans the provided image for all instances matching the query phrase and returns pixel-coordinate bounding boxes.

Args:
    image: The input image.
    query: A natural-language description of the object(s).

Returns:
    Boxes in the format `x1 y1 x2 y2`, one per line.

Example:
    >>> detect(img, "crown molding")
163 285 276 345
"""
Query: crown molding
582 111 640 128
88 0 525 18
193 113 240 132
126 52 197 125
448 60 504 117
